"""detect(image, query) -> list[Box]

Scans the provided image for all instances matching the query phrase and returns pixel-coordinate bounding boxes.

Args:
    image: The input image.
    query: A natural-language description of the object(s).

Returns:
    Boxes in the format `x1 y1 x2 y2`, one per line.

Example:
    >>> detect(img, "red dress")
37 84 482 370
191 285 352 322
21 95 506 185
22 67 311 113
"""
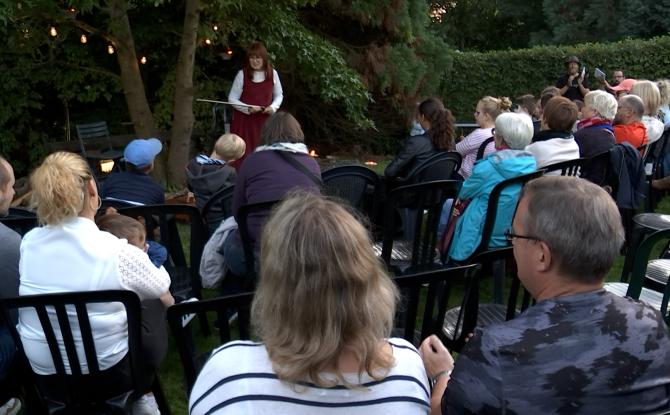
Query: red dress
231 70 274 164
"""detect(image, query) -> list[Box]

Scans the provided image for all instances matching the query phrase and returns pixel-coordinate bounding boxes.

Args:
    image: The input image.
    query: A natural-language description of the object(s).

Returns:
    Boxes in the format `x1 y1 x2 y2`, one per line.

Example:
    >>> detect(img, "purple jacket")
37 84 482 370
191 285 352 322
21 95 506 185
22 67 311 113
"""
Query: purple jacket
233 150 321 249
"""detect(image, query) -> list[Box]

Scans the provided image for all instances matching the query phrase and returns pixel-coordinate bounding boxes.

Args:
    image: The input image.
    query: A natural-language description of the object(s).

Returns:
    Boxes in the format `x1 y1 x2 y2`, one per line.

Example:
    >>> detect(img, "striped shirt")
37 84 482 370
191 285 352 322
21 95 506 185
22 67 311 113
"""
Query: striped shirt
456 127 495 179
189 338 430 415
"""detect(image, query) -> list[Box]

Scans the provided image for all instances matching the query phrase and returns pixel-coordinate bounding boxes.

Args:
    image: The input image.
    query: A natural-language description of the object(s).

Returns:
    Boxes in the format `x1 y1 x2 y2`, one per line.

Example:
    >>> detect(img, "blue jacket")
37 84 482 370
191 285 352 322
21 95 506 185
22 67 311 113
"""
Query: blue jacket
448 150 537 261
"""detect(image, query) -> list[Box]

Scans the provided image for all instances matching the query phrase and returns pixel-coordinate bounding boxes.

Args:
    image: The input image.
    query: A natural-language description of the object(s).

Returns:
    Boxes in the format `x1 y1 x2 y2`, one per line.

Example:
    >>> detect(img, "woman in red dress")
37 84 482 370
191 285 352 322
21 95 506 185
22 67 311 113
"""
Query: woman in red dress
228 41 284 164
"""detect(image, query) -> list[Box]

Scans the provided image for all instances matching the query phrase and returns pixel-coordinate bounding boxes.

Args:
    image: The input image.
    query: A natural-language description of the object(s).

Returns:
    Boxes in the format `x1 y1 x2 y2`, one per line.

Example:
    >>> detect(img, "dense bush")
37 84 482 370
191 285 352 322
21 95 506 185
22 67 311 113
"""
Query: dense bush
442 36 670 120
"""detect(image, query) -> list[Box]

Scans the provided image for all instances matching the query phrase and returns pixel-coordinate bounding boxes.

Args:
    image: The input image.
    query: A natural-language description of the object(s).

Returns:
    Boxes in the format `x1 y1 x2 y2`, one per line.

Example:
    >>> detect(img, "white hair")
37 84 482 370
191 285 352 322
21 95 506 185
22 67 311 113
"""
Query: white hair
495 112 534 150
584 90 618 120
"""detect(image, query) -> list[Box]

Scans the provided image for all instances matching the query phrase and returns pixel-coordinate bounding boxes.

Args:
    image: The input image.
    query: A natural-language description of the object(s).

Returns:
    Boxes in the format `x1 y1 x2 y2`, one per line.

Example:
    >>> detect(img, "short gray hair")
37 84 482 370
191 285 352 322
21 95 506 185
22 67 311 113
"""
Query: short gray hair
520 176 624 283
620 95 645 119
584 90 618 120
495 112 534 150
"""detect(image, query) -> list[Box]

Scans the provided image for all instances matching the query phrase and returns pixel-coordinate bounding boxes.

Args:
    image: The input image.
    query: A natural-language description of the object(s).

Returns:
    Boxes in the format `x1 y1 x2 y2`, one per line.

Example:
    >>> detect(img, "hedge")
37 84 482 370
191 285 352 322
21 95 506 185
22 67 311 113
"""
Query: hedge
441 36 670 120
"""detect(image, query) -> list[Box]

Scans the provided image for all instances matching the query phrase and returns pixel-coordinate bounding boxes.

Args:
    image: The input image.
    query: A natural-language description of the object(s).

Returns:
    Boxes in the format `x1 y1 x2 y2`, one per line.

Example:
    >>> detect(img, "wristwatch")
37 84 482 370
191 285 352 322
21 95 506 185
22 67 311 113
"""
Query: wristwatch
431 369 452 387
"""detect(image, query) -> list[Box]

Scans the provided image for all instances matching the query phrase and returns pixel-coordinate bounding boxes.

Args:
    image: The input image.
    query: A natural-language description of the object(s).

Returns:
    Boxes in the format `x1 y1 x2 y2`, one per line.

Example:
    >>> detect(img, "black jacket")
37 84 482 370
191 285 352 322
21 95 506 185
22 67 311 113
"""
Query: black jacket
384 133 436 178
574 125 616 185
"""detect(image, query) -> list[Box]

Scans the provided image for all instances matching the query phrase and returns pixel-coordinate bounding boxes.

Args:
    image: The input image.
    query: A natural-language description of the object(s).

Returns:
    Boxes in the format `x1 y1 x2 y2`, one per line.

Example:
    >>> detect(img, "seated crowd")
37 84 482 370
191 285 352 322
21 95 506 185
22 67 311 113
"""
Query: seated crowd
1 61 670 415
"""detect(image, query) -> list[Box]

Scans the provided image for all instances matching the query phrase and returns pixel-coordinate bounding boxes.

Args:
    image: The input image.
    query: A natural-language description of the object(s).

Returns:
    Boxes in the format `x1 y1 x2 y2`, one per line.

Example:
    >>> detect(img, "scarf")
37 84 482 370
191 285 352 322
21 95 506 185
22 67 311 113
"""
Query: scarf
255 142 309 154
577 116 613 131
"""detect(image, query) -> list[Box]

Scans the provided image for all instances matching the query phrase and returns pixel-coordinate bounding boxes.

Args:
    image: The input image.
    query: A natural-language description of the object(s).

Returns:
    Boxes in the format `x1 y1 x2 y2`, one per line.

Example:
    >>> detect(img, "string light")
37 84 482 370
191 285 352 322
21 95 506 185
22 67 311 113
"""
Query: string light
213 25 218 31
80 34 87 44
49 26 57 37
226 48 233 56
68 6 77 13
140 56 147 64
204 38 212 45
107 44 115 54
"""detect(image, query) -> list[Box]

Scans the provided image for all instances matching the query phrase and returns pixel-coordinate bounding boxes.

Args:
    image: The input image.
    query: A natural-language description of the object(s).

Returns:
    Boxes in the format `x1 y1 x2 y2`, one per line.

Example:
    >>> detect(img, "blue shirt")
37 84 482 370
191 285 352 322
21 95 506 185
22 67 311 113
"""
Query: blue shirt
100 171 165 205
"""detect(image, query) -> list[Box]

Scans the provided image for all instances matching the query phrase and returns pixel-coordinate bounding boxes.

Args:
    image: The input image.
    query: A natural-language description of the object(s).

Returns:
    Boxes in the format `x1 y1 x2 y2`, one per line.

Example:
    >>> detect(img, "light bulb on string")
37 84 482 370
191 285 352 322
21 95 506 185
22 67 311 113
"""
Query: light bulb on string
204 38 212 45
140 56 147 64
226 48 233 56
80 34 87 44
213 25 218 31
68 6 77 13
107 44 115 54
49 26 57 37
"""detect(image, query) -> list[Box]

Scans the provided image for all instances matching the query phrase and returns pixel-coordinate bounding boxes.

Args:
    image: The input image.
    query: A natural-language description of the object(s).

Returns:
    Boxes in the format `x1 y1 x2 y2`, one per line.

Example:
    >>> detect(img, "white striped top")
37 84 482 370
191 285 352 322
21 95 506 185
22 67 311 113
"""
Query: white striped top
189 338 430 415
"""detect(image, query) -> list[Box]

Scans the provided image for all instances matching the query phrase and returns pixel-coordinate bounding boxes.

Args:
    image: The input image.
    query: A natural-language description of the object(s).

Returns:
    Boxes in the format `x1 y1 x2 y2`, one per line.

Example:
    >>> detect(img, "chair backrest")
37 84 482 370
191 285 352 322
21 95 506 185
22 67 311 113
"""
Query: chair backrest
0 207 38 236
200 184 235 235
118 204 206 300
627 228 670 324
392 264 481 351
0 290 143 410
321 164 380 217
76 121 113 155
542 157 587 176
580 149 613 188
399 151 462 184
166 292 254 397
236 200 281 280
381 180 460 274
473 170 545 257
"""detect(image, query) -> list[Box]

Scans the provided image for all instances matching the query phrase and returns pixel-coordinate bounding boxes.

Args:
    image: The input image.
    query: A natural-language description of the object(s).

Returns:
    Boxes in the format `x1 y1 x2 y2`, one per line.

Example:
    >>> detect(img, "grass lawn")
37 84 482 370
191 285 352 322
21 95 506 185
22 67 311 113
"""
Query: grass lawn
160 178 670 413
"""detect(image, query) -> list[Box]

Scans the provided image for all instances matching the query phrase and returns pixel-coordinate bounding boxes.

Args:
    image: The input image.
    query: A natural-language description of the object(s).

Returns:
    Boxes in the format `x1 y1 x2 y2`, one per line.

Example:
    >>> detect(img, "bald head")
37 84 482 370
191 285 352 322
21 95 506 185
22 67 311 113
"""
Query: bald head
620 95 645 119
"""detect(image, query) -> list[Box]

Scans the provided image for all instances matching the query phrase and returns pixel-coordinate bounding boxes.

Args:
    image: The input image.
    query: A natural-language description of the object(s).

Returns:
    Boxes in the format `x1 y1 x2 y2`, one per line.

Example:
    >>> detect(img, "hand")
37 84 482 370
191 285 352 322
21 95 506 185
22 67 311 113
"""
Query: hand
262 106 274 114
160 291 175 307
577 75 584 85
420 335 454 377
249 106 263 114
568 74 577 84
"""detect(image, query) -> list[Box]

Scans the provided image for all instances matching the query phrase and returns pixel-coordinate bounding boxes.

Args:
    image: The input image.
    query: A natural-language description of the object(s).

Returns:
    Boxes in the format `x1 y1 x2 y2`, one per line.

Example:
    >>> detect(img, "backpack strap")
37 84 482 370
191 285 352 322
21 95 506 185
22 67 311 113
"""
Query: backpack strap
274 150 323 187
476 136 495 161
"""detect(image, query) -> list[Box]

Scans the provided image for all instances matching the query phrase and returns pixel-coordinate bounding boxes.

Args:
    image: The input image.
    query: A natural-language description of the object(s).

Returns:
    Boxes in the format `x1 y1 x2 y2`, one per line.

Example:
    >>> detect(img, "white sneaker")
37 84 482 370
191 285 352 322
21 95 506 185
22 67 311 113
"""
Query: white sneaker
132 393 160 415
0 398 21 415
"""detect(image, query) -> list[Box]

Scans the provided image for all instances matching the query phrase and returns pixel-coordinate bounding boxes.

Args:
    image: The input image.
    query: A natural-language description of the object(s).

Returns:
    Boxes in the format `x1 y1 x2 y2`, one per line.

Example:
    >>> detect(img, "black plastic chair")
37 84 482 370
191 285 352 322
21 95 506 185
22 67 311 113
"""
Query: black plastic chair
200 185 235 236
646 128 670 212
0 290 170 414
166 292 254 397
392 264 481 352
605 228 670 325
75 121 123 176
236 200 281 281
321 165 380 219
117 204 209 335
0 207 38 236
448 170 543 322
397 151 462 184
542 157 587 176
376 180 460 275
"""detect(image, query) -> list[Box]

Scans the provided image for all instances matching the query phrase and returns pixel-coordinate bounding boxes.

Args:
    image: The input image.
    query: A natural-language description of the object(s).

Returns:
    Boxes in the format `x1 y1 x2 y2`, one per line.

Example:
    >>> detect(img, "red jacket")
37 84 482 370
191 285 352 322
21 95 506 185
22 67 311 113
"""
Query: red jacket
614 121 648 153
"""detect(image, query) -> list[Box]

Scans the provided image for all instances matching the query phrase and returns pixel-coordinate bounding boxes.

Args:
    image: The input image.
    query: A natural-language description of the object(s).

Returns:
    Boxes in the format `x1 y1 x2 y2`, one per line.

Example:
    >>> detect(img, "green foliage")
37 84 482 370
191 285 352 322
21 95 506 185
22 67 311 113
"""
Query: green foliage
442 36 670 120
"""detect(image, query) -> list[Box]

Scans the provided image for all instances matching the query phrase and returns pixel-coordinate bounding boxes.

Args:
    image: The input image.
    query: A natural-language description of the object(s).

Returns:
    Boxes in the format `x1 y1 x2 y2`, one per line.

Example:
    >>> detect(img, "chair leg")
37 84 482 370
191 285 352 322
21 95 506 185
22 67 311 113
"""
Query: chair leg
151 376 171 415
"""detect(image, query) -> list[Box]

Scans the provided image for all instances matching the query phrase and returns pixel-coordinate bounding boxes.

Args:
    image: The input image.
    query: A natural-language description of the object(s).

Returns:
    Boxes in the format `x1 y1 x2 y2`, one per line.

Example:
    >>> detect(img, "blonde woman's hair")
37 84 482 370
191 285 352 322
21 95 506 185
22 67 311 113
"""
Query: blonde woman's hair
584 90 618 120
630 80 661 116
252 192 398 388
213 133 246 162
30 152 93 225
479 96 512 119
656 79 670 106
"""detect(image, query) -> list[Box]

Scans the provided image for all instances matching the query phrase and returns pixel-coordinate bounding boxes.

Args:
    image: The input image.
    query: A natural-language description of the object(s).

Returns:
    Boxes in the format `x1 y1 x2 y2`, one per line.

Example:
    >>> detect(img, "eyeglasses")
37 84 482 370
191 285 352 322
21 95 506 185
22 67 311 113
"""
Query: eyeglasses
504 228 540 243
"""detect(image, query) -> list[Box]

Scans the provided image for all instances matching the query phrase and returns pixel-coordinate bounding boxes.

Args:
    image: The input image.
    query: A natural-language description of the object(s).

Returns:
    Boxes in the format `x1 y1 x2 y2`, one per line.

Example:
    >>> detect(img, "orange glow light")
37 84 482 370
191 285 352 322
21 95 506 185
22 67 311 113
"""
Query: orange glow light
309 150 318 157
364 160 378 166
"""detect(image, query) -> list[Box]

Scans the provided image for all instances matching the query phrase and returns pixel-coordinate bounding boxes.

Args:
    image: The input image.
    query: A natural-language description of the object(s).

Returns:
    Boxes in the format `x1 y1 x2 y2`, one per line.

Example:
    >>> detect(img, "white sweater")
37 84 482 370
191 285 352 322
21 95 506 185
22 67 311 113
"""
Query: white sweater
18 216 170 375
525 137 580 170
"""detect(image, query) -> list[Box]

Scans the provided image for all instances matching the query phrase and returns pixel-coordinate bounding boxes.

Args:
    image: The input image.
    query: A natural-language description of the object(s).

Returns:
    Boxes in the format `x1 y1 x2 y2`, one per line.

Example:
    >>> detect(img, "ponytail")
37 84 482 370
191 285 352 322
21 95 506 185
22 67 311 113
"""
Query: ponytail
419 97 455 151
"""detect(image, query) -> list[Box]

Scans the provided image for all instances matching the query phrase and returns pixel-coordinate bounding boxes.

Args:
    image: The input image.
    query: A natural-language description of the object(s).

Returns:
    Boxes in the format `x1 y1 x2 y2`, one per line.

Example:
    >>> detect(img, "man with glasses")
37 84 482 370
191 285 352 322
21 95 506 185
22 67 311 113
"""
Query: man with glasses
421 176 670 414
604 69 625 94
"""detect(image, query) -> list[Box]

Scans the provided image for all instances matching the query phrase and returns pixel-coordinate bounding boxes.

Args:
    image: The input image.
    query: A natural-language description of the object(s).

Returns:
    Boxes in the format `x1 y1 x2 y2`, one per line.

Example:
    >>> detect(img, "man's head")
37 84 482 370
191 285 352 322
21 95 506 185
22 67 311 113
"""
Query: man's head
612 70 624 85
564 56 580 75
511 177 624 298
0 157 15 216
614 95 645 125
124 138 162 172
541 96 578 132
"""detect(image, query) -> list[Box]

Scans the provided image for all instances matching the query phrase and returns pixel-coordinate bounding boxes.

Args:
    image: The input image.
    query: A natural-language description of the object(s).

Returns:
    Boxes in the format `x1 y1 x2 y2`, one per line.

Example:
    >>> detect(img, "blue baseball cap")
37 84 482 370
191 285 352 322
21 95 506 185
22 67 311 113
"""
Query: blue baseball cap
124 138 162 168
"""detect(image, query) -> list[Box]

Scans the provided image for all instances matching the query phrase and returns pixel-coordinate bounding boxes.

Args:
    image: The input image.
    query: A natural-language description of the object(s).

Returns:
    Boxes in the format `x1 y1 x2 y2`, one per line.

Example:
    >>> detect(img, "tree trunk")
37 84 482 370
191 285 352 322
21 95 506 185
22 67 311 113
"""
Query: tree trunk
106 0 166 181
167 0 200 187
